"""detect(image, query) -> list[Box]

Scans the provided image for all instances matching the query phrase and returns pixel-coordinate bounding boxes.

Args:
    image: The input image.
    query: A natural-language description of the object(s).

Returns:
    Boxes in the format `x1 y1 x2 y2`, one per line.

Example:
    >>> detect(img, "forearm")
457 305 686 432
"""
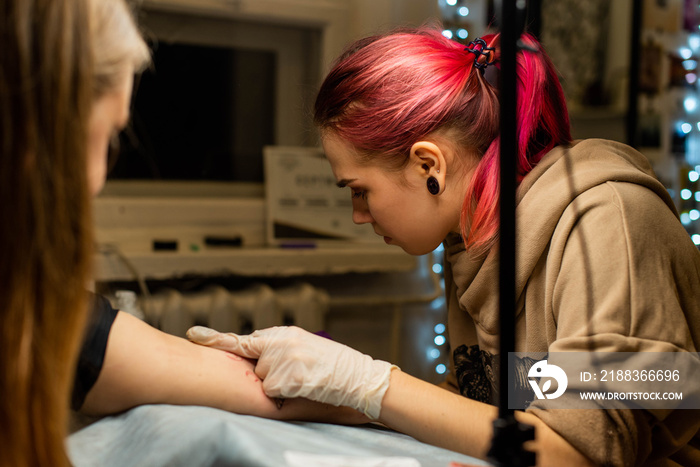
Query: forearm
378 369 496 457
378 369 594 467
80 312 366 425
80 312 271 415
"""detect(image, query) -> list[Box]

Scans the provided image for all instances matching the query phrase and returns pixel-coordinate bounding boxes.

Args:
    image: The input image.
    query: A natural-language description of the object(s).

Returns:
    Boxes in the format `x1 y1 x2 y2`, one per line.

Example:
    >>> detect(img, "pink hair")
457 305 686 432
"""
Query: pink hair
314 28 571 253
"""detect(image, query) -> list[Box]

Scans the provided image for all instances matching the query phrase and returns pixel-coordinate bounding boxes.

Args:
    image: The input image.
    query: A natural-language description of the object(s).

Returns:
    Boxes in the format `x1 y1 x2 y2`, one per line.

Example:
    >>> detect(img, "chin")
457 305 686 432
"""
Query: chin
399 236 447 255
400 244 436 256
89 179 106 197
88 165 107 196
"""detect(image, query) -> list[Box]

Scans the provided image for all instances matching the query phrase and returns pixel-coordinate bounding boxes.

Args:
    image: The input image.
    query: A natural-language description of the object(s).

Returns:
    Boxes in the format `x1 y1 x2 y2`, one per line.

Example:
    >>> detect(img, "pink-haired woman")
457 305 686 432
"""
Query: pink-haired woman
190 28 700 466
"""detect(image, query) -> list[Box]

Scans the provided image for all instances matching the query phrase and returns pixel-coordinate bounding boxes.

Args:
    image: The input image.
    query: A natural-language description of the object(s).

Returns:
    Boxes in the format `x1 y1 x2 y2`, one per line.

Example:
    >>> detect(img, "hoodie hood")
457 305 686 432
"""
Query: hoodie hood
444 139 674 335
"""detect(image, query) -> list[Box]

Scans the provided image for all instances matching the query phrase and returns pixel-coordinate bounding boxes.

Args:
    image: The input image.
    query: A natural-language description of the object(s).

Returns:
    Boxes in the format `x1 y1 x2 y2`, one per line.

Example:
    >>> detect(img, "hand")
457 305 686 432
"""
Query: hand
186 326 397 420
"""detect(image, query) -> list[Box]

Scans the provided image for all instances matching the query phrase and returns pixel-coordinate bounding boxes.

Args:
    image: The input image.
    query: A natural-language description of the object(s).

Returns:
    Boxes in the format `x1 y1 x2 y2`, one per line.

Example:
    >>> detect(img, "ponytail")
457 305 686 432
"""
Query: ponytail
461 33 571 254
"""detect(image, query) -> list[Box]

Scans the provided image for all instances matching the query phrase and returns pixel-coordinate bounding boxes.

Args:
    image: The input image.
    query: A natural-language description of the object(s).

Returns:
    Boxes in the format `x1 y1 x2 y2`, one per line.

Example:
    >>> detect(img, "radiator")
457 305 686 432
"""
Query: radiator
111 283 329 338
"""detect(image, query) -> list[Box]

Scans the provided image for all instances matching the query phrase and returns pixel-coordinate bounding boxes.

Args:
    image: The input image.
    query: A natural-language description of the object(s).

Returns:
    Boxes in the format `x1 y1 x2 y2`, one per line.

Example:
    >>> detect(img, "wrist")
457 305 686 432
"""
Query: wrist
361 361 399 420
272 398 369 424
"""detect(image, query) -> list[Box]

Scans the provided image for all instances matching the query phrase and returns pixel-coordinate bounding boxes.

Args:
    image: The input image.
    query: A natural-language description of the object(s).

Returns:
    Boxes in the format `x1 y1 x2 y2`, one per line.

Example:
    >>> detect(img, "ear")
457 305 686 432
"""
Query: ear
409 140 447 194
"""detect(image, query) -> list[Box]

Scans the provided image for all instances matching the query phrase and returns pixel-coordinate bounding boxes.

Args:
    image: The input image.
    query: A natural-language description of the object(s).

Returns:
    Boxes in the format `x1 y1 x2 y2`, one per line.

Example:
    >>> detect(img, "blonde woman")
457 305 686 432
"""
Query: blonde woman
0 1 361 465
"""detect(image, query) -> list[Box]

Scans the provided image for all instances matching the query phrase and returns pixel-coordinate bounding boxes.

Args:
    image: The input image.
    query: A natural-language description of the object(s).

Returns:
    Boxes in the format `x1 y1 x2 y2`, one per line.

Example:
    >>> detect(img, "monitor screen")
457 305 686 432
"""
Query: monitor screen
109 41 276 182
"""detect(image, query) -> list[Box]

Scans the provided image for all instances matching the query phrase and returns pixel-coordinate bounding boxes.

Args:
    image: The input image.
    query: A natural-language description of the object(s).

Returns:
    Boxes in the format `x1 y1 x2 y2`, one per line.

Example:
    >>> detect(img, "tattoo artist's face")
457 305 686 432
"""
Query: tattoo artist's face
322 132 455 256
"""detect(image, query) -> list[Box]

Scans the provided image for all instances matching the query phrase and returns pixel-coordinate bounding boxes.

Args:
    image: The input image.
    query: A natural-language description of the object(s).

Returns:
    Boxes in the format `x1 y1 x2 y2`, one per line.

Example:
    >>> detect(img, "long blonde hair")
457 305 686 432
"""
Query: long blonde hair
0 0 148 465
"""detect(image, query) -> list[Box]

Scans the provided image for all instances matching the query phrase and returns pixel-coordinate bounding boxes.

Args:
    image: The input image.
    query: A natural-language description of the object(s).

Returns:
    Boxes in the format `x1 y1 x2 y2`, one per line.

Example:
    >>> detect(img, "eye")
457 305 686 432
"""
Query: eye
351 189 366 200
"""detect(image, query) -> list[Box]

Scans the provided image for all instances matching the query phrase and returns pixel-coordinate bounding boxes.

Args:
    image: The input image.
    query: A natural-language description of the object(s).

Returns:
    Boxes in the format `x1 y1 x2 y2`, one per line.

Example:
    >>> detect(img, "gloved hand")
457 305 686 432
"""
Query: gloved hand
186 325 397 420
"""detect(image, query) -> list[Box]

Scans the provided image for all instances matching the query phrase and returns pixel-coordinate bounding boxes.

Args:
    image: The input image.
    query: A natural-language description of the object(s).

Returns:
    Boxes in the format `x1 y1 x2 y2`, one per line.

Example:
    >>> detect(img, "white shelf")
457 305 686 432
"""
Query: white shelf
94 245 417 281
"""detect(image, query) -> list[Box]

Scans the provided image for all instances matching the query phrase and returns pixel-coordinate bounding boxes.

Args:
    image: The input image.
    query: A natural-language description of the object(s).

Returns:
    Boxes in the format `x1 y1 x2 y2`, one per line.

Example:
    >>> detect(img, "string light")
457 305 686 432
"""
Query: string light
428 244 449 376
683 59 698 71
685 96 699 112
691 35 700 51
439 0 471 45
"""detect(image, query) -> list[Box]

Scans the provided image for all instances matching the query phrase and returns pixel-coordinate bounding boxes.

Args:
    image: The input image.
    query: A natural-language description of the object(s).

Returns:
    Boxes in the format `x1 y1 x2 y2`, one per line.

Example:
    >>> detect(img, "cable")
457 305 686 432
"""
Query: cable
97 243 152 315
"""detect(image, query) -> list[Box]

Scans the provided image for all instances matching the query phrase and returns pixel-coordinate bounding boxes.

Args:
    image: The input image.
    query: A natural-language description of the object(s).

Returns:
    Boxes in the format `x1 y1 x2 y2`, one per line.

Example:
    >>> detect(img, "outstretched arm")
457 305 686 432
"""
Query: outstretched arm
187 325 594 466
80 311 366 425
379 369 593 466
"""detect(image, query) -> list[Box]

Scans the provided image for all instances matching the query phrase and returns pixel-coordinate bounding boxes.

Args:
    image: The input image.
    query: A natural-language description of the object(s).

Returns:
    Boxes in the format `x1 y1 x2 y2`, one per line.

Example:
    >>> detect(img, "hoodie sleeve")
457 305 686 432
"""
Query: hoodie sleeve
526 181 700 466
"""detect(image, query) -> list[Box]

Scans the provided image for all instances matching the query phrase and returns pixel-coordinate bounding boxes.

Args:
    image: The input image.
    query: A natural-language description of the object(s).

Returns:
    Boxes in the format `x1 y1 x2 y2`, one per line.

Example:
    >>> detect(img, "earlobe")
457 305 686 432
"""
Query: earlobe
410 141 447 195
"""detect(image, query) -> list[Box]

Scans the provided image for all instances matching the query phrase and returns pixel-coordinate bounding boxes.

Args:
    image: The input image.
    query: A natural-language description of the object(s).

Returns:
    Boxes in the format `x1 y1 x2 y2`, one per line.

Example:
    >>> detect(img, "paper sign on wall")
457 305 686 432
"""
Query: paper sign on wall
263 146 381 246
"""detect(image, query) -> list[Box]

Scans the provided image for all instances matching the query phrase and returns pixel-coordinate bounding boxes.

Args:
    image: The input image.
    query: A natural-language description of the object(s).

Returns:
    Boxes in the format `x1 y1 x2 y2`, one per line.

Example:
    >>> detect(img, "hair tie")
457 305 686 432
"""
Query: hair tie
464 38 496 71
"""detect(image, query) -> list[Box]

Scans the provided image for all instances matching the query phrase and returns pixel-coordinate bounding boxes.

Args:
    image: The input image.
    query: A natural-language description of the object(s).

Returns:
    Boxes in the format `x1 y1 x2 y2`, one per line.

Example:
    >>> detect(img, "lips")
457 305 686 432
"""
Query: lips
374 227 391 244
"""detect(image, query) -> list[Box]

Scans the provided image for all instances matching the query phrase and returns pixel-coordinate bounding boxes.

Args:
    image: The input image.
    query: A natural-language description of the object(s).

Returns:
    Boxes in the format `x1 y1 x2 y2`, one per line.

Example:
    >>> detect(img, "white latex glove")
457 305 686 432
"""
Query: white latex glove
186 325 397 420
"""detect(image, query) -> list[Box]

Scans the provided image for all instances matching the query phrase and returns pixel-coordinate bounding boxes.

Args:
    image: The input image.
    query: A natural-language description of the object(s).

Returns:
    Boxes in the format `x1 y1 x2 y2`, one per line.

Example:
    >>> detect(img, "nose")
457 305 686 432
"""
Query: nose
351 197 373 225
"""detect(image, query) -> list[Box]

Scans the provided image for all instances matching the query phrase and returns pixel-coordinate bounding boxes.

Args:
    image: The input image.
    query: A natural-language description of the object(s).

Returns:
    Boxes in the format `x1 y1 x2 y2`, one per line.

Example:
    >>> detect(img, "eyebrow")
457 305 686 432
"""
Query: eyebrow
336 178 357 188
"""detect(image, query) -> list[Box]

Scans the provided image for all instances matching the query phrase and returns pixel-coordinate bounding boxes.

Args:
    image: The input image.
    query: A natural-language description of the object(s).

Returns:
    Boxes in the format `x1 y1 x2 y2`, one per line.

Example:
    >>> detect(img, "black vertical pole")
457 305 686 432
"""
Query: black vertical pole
626 0 643 148
497 0 518 423
486 1 536 465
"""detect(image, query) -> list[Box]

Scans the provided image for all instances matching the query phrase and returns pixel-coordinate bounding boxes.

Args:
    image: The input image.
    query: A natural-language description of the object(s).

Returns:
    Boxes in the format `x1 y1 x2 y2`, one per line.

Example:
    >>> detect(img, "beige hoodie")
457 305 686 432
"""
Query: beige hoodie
442 139 700 466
